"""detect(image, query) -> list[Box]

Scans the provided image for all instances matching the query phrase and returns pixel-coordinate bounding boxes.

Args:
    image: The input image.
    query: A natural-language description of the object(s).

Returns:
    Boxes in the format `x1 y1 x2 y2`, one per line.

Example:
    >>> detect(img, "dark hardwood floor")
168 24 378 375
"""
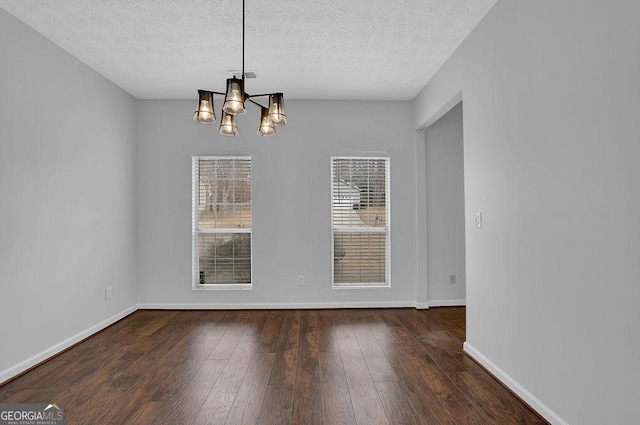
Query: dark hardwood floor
427 306 466 343
0 308 547 424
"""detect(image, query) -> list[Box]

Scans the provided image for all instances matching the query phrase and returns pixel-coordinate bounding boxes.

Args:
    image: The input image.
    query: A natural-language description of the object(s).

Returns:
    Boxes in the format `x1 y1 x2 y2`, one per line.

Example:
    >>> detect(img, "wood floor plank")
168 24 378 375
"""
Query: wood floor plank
108 311 206 389
84 384 155 424
332 310 356 340
291 310 323 425
225 353 276 425
372 320 423 357
0 387 67 405
428 307 466 342
257 311 285 353
378 309 407 328
268 310 301 386
112 311 186 363
386 355 456 425
55 357 135 416
73 386 133 425
191 341 256 425
348 317 397 382
321 383 357 425
408 354 487 425
127 401 168 425
318 309 341 352
375 380 423 425
257 384 294 425
319 350 348 390
0 308 547 425
319 351 357 425
150 358 227 425
161 360 227 425
163 318 229 363
291 356 322 425
109 342 184 389
208 311 250 360
357 342 396 381
338 338 390 425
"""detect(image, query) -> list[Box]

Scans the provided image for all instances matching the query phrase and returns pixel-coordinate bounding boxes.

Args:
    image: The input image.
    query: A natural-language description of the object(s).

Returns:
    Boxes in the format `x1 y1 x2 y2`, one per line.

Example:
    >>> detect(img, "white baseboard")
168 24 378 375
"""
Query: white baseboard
414 302 430 309
0 305 138 385
138 301 417 310
463 342 568 425
427 299 466 307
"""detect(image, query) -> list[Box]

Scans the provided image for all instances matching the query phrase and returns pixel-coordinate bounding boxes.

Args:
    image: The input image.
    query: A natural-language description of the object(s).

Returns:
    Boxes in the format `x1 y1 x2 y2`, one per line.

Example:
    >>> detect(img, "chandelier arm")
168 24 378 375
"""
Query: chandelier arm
247 93 279 98
247 98 267 109
196 90 227 97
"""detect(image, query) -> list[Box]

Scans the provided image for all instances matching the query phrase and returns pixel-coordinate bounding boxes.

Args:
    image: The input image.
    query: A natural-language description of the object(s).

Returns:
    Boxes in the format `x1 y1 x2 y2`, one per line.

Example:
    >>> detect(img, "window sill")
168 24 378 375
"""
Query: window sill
332 284 391 289
193 284 253 291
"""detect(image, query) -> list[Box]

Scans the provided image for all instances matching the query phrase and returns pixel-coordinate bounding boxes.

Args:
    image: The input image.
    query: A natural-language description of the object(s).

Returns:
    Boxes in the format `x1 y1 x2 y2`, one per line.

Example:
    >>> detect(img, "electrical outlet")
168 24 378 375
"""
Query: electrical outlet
105 286 112 300
298 275 305 286
449 274 456 285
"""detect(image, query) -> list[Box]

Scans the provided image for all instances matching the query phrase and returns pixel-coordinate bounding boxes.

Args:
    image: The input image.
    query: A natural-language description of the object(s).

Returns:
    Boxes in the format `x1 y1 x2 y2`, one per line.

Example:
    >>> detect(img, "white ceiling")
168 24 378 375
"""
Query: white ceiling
0 0 497 100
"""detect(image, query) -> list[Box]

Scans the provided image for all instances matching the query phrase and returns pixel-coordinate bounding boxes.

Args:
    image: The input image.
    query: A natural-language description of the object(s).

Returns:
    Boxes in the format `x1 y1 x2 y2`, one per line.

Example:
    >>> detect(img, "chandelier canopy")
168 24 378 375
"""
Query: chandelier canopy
193 0 286 136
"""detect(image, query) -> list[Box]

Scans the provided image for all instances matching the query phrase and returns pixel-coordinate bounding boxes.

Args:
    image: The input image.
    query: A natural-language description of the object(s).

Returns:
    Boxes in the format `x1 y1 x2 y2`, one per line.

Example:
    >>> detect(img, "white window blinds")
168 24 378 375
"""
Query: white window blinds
192 156 252 289
331 157 390 287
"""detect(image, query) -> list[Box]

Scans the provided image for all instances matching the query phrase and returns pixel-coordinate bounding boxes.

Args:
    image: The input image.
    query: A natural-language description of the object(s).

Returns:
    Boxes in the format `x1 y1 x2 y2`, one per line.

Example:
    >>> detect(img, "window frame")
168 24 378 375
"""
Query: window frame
330 156 391 288
192 155 253 290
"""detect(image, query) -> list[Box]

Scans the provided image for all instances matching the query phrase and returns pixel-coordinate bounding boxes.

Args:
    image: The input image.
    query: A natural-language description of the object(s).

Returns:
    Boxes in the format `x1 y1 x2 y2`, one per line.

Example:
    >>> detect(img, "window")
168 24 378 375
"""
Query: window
331 157 390 287
192 156 252 289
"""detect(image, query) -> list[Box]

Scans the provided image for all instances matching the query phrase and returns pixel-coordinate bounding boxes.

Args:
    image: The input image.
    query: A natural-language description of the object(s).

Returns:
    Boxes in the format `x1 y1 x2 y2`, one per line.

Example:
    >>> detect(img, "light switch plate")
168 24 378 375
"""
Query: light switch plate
475 212 483 228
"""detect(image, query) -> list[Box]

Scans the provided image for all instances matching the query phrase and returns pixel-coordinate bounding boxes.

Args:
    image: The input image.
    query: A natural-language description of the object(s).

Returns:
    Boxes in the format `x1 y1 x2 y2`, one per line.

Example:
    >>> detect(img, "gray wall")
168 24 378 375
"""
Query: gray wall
414 1 640 424
136 100 418 307
0 10 138 377
425 102 466 305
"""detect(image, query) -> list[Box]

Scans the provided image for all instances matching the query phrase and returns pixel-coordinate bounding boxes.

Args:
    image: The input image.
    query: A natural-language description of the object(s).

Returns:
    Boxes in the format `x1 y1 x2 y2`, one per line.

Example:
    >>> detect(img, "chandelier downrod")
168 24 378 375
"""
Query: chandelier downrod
242 0 245 86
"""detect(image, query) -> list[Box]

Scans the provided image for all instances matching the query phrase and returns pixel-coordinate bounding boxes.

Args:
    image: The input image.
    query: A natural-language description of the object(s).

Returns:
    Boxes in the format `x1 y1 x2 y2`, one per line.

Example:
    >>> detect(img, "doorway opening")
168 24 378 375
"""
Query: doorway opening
424 101 466 332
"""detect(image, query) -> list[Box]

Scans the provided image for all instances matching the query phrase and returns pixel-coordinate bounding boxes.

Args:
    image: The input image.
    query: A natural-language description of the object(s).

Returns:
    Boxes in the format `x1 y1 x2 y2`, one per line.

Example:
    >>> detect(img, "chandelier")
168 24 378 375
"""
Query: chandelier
193 0 286 136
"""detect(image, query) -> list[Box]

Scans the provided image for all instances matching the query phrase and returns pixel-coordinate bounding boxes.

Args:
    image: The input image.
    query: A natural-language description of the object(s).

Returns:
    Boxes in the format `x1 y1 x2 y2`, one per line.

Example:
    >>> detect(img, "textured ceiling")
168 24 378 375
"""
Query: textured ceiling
0 0 497 100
